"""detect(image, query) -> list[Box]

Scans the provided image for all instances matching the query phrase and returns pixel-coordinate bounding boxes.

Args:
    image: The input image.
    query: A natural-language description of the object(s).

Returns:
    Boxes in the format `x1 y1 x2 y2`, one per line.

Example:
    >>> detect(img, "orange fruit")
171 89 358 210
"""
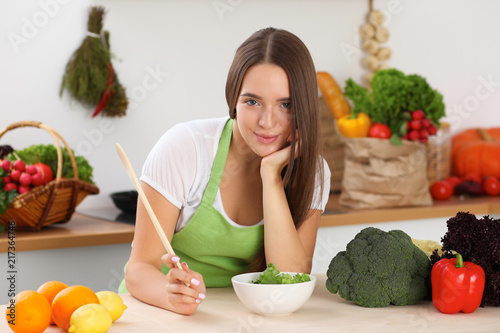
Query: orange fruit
5 290 51 333
51 285 100 331
37 281 69 324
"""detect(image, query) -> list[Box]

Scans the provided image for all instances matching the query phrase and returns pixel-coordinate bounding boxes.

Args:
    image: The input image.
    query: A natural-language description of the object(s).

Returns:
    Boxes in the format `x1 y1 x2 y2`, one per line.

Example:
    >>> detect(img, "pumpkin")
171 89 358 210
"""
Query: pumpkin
451 128 500 178
316 72 351 119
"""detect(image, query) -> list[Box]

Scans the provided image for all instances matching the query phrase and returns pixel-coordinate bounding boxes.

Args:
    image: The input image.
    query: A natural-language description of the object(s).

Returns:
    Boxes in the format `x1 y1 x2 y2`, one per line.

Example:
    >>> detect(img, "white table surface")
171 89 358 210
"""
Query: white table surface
3 274 498 333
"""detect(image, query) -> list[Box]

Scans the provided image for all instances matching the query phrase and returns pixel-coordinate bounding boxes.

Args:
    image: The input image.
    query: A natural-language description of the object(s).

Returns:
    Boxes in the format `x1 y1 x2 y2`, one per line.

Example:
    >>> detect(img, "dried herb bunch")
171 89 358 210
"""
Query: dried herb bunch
60 6 128 117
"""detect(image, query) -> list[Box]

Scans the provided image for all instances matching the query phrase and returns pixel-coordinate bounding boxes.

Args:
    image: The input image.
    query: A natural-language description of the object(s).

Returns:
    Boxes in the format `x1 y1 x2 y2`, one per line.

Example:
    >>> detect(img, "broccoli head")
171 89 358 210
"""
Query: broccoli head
326 227 430 307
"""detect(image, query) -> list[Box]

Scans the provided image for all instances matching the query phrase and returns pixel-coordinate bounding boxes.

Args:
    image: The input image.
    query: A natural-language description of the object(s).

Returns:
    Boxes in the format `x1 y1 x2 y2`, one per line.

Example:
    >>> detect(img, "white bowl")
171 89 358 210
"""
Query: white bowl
231 272 316 316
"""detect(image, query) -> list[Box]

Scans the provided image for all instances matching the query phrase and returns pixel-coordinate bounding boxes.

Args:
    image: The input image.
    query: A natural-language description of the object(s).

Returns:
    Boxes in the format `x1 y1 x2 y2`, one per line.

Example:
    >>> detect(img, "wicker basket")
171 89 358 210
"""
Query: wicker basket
0 121 99 231
319 97 345 193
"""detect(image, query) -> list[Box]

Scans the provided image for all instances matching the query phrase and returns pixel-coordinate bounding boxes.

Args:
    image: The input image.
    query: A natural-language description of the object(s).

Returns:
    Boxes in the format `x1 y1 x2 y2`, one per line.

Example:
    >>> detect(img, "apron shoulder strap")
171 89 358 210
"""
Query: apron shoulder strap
201 118 234 206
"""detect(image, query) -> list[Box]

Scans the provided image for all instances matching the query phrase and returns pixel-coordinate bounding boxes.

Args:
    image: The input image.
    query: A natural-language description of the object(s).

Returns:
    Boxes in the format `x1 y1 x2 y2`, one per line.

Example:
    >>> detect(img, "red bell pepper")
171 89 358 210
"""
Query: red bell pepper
431 253 485 314
92 63 114 118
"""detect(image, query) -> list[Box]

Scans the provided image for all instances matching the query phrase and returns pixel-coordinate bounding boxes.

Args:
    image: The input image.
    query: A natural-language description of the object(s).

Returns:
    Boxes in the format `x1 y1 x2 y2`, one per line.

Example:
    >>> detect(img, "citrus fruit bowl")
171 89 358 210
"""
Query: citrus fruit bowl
231 272 316 316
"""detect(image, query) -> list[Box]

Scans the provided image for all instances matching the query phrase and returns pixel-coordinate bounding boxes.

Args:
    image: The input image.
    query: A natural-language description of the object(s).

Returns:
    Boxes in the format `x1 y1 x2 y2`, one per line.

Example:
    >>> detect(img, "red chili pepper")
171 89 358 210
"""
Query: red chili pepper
431 253 485 314
92 63 114 118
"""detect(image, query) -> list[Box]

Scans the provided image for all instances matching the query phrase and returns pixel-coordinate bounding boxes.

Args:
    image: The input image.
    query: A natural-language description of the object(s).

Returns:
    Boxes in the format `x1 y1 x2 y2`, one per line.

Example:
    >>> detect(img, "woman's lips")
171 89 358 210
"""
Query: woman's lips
255 133 279 144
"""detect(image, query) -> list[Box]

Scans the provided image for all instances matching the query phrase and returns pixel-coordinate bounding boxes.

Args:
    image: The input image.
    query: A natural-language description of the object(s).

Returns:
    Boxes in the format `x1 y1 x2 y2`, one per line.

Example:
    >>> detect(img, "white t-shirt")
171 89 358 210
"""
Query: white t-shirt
140 116 331 233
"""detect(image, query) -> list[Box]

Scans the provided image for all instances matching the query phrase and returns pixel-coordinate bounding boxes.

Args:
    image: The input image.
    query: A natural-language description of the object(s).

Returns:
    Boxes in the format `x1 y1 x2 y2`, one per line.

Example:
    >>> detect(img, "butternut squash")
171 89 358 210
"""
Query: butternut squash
316 72 351 119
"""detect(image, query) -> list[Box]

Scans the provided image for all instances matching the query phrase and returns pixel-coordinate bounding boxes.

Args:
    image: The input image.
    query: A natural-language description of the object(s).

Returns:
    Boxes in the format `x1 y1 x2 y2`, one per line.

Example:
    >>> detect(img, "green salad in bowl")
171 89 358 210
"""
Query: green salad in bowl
252 263 311 284
232 263 316 316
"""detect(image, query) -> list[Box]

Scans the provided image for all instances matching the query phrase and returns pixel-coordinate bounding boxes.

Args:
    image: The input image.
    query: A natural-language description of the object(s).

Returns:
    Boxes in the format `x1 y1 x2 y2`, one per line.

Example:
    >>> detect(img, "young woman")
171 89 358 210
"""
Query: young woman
118 27 331 315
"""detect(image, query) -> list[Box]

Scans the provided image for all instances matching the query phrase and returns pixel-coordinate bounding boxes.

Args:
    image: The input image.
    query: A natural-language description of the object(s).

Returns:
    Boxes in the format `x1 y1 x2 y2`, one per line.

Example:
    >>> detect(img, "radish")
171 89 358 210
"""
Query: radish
14 160 26 172
1 159 11 172
19 172 32 186
4 182 17 192
26 164 38 175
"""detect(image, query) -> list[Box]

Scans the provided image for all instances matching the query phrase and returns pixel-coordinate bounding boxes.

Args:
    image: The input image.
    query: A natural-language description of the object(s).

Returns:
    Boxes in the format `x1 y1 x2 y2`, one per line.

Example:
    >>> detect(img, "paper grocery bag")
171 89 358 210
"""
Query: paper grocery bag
338 138 432 209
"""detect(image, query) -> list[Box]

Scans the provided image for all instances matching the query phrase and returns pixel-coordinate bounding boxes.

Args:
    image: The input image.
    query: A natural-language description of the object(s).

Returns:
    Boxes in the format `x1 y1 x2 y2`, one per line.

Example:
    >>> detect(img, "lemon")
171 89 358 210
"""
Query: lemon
68 303 112 333
96 291 128 322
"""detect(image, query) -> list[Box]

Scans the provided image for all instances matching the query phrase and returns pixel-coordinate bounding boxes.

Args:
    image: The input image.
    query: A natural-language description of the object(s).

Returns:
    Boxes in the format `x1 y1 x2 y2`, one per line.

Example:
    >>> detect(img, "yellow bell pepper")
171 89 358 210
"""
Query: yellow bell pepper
337 112 371 138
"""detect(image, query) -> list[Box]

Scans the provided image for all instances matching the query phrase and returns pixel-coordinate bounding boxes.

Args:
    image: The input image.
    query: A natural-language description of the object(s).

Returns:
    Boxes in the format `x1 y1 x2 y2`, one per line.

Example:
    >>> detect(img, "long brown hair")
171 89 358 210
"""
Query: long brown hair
225 28 323 235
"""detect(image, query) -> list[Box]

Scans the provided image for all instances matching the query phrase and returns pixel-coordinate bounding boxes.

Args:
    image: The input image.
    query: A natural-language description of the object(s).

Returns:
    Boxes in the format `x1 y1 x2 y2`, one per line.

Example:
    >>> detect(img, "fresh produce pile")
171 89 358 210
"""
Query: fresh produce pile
6 280 126 333
1 159 54 195
0 144 95 218
252 263 311 284
326 227 431 307
429 174 500 200
428 126 500 201
342 69 445 145
325 212 497 314
430 212 500 307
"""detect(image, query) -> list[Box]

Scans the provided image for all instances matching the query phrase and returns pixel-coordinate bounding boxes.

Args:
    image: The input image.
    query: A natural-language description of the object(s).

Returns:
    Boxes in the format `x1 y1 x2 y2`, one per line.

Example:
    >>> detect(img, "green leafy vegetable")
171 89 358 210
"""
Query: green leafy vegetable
344 69 445 144
9 144 94 184
252 263 311 284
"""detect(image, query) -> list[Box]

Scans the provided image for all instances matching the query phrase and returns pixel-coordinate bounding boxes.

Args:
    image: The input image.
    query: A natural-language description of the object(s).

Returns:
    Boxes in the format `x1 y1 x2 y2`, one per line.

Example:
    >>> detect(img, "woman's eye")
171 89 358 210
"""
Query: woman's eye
281 102 291 109
245 99 258 106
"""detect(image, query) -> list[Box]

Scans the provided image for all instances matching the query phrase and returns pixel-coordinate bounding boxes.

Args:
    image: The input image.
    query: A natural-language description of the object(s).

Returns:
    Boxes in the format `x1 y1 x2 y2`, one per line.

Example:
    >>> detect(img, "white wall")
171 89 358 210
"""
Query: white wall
1 0 500 210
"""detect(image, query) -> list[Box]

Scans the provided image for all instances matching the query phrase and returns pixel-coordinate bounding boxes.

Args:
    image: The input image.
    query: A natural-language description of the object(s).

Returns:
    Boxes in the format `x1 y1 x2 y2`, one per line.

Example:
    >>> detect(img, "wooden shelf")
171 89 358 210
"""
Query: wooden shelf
321 194 500 227
0 213 134 253
1 195 499 253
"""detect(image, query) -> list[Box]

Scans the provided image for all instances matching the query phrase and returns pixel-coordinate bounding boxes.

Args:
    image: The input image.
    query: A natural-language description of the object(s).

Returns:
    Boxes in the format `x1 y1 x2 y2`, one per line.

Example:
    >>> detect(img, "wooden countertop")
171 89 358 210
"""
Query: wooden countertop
1 195 499 253
321 194 500 227
2 274 498 332
0 213 134 253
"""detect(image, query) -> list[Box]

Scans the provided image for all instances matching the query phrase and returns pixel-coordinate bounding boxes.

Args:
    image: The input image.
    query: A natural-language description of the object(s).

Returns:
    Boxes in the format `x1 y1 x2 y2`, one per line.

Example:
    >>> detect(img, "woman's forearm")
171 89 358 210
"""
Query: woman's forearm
125 262 172 310
261 174 313 273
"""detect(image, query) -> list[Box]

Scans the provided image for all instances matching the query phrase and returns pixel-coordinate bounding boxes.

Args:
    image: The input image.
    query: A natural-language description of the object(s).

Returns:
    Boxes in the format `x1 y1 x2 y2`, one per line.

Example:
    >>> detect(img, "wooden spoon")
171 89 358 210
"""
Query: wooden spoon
115 143 184 272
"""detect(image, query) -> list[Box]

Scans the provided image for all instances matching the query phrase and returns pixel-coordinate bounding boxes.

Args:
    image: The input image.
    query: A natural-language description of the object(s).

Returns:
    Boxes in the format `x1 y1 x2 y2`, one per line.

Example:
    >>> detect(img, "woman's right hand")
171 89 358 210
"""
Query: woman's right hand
161 254 206 315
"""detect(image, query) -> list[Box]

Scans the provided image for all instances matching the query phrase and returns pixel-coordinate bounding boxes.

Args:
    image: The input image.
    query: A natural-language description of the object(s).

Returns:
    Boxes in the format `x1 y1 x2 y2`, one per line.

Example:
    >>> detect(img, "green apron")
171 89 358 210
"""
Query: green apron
118 119 264 292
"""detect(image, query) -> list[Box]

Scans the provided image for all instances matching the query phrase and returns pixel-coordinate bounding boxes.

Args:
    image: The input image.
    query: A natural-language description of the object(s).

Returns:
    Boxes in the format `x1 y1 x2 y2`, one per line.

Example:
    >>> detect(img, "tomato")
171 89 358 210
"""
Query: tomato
445 176 462 190
430 181 453 200
368 123 391 139
483 176 500 196
33 163 54 185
